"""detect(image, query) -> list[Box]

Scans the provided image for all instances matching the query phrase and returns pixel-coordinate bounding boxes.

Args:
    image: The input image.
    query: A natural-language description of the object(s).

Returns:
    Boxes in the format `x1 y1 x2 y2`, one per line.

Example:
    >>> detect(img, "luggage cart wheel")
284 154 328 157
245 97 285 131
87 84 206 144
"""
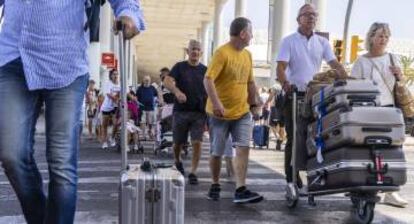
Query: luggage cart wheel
308 195 316 206
353 200 375 224
138 146 144 154
286 196 298 208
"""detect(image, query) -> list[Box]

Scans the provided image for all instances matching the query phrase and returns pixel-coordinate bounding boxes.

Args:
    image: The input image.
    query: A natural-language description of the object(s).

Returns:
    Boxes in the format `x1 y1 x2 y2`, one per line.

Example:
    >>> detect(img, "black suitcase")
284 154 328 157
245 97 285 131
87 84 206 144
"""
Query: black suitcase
306 147 407 192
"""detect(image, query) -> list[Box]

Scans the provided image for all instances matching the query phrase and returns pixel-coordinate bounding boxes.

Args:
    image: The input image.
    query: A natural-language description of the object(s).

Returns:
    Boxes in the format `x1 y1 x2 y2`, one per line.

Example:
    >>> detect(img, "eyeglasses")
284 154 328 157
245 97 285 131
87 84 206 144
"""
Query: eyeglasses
300 12 318 18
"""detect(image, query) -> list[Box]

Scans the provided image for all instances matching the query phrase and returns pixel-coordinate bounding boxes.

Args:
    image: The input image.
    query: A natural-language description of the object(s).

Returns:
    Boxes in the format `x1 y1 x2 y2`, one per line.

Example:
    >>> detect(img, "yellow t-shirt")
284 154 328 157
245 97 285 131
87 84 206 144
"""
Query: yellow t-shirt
205 43 254 120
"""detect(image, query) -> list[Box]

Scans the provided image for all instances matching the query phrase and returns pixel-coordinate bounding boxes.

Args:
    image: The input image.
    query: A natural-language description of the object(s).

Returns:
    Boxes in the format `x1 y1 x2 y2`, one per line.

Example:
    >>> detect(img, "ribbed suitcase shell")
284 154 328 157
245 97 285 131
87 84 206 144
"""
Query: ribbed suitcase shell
306 147 407 192
120 164 185 224
312 92 380 118
312 80 380 111
307 107 405 156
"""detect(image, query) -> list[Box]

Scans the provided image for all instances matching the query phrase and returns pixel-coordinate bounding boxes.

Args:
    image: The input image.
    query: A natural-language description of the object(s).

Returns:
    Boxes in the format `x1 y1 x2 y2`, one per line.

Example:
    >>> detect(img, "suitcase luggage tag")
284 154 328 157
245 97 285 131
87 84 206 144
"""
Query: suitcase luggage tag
315 88 327 163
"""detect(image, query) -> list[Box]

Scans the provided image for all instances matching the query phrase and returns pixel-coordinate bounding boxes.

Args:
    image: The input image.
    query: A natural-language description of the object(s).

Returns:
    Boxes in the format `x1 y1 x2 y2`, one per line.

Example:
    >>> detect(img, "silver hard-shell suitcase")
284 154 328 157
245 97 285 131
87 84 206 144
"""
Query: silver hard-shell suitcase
120 164 185 224
307 107 405 156
307 146 407 192
116 23 185 224
311 80 380 117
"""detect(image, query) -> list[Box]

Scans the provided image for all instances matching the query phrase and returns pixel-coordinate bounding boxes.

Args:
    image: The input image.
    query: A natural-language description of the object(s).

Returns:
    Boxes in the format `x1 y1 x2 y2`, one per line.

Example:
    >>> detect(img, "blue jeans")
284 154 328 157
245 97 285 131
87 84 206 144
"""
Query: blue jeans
0 59 88 224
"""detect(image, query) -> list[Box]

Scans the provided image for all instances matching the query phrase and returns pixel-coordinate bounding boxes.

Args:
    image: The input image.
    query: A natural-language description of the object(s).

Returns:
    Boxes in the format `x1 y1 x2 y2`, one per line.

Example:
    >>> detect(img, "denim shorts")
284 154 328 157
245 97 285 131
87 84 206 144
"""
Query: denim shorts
209 113 252 156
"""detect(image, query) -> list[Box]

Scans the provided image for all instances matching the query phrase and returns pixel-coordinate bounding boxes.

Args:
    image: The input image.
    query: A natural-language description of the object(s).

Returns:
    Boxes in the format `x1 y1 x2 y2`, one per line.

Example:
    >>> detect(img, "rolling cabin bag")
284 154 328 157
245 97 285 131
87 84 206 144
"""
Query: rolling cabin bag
116 23 185 224
252 124 270 148
120 163 185 224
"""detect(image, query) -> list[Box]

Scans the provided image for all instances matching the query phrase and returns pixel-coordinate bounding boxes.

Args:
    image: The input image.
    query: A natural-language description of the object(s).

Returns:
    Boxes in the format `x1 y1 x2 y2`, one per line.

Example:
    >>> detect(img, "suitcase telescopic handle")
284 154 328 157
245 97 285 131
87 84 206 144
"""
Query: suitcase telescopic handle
116 21 130 171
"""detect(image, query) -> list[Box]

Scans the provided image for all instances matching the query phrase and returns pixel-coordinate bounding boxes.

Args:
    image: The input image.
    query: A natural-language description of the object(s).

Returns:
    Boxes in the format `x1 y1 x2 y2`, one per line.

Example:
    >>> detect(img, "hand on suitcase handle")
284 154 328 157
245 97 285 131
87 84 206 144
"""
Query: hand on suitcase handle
113 17 140 40
283 82 298 95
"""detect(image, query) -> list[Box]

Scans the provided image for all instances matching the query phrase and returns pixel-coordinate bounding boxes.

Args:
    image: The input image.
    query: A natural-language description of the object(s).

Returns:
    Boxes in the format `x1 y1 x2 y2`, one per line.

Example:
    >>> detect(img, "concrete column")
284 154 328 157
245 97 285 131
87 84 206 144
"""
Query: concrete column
87 42 101 84
213 0 226 50
270 0 290 83
196 28 202 42
235 0 247 18
305 0 327 31
201 21 211 65
100 3 112 53
98 3 113 89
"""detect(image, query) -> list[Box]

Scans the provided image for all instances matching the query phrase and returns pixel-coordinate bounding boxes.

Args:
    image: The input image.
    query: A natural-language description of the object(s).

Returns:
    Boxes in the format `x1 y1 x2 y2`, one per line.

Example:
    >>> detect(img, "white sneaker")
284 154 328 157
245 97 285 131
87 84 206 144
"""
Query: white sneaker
383 192 408 208
133 144 139 150
127 146 131 153
109 138 116 147
286 182 297 199
102 142 108 149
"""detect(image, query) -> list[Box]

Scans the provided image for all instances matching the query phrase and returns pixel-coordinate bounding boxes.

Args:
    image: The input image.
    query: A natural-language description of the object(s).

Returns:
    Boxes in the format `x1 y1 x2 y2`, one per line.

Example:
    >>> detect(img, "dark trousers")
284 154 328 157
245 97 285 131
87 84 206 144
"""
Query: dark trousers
283 92 307 187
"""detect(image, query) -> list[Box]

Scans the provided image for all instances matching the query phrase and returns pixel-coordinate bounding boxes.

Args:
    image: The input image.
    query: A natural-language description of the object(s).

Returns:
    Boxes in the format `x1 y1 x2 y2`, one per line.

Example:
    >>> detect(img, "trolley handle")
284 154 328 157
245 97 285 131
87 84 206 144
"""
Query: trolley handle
116 21 130 171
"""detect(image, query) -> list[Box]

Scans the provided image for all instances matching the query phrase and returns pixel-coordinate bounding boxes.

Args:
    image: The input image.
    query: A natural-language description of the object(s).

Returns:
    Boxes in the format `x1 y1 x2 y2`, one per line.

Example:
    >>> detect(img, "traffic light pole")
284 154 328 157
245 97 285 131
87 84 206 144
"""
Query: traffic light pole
342 0 354 64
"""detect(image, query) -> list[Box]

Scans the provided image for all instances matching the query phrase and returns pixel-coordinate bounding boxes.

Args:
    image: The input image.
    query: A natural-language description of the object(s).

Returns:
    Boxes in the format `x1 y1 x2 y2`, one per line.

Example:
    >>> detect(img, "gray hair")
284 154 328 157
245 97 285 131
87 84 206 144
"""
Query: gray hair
296 3 316 20
365 22 391 51
188 39 201 49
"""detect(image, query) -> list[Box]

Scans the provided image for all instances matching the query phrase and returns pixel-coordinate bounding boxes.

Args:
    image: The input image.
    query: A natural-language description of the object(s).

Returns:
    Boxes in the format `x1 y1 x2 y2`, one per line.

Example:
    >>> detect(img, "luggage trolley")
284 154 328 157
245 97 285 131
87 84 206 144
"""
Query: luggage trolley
286 86 407 224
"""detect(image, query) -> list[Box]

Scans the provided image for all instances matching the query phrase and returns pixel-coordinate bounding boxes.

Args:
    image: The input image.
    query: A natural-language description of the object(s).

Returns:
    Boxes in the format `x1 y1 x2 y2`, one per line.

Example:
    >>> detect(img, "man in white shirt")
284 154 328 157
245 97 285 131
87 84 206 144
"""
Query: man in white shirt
276 3 346 193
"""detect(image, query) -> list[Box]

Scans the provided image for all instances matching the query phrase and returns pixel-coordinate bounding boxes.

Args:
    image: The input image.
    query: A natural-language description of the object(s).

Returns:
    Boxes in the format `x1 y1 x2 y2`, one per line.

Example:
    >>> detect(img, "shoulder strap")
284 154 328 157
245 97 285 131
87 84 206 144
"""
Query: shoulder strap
389 53 396 67
368 57 393 94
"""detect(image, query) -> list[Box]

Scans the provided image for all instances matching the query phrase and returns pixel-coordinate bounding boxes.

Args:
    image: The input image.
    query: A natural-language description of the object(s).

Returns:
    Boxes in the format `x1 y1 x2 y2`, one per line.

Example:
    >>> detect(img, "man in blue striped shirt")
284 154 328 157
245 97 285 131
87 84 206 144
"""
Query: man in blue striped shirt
0 1 144 223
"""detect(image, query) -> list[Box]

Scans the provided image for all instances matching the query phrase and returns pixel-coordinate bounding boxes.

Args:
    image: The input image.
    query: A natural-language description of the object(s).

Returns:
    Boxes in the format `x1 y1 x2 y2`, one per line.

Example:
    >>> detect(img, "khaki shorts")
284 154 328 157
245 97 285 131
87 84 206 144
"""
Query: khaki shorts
141 110 155 125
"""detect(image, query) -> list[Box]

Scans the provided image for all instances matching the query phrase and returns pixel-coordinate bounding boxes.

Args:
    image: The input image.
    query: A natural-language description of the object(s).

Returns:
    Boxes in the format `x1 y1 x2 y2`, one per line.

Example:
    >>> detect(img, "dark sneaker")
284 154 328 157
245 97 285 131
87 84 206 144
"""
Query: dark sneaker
233 188 264 204
276 140 283 151
188 173 199 185
175 162 185 176
207 184 221 201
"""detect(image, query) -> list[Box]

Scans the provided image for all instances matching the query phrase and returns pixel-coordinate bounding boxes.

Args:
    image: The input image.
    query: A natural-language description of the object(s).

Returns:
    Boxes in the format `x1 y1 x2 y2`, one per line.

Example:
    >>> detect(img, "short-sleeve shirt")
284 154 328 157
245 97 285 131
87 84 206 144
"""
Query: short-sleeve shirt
169 61 207 112
136 85 158 111
276 32 336 91
101 81 120 112
205 43 254 120
351 54 400 106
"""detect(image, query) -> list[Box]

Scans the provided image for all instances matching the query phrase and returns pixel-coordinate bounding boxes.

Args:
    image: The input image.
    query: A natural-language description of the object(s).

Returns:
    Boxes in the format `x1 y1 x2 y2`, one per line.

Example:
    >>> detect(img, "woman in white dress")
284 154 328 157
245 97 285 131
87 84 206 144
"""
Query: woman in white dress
351 22 408 208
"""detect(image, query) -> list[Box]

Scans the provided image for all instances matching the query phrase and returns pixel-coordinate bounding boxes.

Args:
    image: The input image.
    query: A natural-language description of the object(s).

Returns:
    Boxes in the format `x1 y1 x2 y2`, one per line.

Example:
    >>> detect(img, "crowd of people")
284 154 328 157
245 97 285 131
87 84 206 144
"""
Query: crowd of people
0 1 409 223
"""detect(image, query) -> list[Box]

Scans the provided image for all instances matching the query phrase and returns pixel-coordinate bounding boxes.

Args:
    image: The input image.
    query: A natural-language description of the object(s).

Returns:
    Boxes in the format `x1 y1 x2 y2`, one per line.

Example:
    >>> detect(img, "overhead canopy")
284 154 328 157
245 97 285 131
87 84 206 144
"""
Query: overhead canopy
133 0 216 80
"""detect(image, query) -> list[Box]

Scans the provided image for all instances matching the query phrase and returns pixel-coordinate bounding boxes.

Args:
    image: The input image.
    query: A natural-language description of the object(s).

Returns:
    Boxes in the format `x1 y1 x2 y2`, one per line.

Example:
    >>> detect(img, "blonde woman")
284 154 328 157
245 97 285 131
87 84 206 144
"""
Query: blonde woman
351 22 408 208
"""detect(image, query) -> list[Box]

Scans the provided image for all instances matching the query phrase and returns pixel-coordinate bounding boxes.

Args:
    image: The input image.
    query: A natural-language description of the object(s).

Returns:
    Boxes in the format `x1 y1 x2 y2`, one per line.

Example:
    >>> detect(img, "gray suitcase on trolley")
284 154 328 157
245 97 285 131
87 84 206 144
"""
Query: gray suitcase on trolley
312 80 380 117
306 146 407 192
307 107 405 156
120 164 185 224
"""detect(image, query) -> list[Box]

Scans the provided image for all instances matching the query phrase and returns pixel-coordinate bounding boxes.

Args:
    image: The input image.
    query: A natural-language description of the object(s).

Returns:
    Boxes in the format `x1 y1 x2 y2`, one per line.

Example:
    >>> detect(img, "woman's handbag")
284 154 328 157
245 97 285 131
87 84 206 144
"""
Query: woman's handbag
390 54 414 118
369 54 414 118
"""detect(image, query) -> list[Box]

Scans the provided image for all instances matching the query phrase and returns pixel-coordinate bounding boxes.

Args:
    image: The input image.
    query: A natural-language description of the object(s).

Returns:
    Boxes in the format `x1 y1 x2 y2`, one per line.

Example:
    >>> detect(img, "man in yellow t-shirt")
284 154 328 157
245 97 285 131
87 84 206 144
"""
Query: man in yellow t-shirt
204 17 263 204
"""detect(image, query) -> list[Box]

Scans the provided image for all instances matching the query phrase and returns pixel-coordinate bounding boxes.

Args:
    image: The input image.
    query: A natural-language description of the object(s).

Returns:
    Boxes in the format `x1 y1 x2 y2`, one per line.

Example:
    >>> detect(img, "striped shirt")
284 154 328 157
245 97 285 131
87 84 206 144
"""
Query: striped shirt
0 0 145 90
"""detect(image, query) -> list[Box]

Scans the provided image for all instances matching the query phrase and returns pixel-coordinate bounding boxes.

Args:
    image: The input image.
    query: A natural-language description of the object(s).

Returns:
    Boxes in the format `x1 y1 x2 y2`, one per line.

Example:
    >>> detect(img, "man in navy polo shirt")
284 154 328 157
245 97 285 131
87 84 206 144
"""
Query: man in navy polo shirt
136 75 162 139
